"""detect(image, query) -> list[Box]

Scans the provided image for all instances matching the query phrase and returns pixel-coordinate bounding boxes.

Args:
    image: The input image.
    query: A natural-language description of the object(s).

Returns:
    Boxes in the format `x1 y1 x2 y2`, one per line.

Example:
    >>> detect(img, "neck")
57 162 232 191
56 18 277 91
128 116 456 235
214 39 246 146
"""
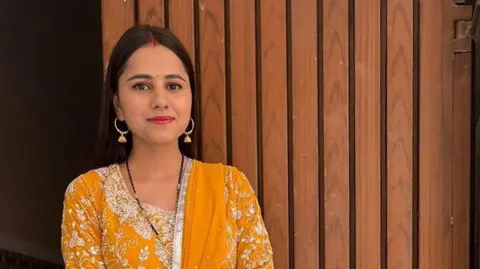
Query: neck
127 140 184 179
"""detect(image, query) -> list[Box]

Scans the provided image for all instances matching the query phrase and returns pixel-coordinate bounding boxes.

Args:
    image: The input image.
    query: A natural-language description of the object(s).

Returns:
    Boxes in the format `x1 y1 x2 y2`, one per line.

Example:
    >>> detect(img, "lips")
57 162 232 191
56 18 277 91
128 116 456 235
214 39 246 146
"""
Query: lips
147 116 175 124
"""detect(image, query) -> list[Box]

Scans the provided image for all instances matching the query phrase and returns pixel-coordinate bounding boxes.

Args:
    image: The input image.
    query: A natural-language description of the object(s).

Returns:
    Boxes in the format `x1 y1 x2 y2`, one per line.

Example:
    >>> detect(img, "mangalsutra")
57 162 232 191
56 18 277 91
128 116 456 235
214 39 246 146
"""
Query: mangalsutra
125 155 185 237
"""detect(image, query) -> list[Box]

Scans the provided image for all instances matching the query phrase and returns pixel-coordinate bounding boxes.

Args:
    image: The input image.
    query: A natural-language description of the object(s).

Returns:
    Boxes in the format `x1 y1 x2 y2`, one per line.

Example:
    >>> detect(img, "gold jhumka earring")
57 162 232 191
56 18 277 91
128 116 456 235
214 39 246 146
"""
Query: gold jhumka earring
184 118 194 143
114 118 129 143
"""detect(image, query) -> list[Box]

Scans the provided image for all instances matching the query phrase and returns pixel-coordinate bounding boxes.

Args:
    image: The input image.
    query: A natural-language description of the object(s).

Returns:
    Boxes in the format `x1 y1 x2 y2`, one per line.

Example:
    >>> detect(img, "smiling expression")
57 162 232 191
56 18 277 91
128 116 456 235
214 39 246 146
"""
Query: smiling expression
113 45 192 146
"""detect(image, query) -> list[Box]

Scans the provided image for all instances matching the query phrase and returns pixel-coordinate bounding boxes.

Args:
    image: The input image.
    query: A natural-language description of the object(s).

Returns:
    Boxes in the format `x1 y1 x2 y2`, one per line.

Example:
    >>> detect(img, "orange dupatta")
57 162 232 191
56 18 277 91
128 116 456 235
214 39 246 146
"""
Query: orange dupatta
180 161 274 268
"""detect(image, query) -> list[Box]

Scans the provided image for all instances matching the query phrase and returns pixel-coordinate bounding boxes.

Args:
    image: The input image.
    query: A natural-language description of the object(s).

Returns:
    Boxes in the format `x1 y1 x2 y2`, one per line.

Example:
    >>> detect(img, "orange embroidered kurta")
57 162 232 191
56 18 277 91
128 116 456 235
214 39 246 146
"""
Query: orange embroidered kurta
61 158 274 268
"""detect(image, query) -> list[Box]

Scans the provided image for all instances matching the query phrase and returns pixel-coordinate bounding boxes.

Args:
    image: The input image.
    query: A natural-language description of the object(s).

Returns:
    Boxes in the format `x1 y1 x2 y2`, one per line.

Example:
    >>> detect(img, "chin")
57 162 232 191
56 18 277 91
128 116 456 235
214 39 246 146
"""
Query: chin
132 129 181 147
145 134 179 146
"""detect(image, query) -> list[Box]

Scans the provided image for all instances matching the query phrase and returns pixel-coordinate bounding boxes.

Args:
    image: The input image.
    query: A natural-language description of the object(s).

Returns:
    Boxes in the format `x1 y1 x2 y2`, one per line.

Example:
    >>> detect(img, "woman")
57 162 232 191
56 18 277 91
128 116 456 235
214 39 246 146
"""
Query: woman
60 24 274 268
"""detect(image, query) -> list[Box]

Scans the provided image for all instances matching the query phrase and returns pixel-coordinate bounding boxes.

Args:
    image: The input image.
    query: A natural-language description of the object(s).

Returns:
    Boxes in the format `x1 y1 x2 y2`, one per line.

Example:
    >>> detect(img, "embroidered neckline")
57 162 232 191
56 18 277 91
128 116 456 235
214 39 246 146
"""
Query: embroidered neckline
94 159 194 269
112 163 177 216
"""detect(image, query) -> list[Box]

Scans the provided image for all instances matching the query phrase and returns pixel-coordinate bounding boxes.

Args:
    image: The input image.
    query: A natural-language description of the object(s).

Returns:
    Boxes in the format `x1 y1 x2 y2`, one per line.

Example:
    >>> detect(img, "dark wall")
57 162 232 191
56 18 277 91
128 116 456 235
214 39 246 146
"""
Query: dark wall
0 0 103 264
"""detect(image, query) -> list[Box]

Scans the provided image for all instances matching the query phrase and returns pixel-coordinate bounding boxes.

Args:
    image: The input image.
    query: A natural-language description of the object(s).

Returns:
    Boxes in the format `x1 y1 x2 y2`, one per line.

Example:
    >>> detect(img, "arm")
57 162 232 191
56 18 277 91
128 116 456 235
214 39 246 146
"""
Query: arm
233 169 274 269
61 175 104 269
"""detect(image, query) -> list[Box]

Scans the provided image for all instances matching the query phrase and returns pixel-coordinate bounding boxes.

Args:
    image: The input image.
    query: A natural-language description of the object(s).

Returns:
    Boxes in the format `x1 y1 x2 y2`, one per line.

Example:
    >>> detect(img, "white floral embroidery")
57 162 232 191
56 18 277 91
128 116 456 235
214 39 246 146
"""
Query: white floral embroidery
97 164 177 267
62 165 182 269
232 170 274 268
97 165 154 239
219 168 274 268
61 175 107 268
61 162 273 269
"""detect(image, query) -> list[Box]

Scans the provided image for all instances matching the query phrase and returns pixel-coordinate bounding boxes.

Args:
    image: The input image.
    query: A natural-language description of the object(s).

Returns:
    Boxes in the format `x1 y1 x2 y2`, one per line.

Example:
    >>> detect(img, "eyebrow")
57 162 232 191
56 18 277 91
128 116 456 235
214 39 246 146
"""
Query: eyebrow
164 74 187 82
126 73 187 82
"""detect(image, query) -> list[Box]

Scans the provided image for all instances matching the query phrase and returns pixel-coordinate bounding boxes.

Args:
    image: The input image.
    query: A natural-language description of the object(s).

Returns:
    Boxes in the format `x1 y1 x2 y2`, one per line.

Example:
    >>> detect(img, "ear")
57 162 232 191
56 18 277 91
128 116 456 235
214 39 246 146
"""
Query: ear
113 94 125 121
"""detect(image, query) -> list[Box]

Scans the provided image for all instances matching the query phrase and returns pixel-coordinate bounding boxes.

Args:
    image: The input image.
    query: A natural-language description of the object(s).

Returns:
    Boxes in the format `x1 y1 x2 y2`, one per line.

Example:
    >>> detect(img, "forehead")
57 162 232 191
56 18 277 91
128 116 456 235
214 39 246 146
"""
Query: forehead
123 45 186 75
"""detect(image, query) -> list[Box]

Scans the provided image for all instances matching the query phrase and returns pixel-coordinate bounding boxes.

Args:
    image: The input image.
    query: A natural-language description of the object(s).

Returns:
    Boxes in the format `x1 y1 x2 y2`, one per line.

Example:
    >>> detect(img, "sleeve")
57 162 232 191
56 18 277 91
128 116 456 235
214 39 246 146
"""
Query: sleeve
61 174 105 269
232 169 274 269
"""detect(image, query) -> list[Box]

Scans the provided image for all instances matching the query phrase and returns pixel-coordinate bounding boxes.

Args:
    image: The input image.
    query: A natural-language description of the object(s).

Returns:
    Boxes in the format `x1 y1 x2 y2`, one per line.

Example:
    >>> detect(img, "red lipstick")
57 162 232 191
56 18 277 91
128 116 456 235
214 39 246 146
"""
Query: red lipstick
147 116 174 125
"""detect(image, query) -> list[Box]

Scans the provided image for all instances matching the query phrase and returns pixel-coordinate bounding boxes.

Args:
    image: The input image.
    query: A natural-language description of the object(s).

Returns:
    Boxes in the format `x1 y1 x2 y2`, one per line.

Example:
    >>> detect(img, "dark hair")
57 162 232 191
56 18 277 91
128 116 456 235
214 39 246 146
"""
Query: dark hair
93 24 197 168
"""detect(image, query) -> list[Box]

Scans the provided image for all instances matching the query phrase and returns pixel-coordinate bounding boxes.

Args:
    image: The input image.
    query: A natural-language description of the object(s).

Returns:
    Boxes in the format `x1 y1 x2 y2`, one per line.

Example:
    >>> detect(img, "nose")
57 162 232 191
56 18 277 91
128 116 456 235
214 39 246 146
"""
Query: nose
150 88 168 109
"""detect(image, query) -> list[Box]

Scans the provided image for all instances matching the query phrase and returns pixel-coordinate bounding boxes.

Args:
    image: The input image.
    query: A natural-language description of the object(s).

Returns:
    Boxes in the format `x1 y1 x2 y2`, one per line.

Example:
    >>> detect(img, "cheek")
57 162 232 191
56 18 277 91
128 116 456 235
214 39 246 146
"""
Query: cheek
172 93 192 115
183 98 193 115
184 92 193 114
118 94 147 121
173 97 192 129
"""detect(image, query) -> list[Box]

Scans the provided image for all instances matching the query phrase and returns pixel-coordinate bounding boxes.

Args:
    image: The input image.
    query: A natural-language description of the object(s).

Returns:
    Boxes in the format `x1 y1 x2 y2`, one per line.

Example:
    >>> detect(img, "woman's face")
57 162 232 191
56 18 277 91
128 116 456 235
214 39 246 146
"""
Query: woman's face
114 45 192 147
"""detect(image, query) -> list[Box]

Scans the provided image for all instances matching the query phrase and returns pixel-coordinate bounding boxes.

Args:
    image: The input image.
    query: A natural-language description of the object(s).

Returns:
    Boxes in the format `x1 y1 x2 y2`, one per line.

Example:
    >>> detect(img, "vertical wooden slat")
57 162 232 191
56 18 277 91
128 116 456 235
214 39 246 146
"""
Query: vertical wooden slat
197 0 227 163
97 1 475 268
452 52 471 269
291 0 319 267
323 0 350 267
101 0 135 70
260 0 289 267
419 0 453 267
386 0 414 268
229 0 258 191
138 0 165 27
355 0 381 268
168 0 195 60
168 0 197 157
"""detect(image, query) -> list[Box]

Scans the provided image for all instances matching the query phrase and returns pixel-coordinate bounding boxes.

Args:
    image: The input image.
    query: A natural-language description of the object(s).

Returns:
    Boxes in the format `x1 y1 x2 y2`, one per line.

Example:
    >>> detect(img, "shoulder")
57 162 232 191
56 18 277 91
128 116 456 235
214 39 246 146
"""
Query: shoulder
64 164 117 201
192 159 254 193
192 159 247 181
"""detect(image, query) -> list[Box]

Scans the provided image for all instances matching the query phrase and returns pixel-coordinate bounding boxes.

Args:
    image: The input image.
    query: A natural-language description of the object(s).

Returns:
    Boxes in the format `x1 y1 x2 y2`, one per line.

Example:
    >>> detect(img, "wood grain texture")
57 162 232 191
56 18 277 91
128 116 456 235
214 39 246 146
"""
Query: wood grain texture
97 0 475 267
198 0 227 163
291 0 319 268
168 0 195 60
355 0 381 268
138 0 165 27
168 0 197 157
386 1 413 268
101 0 135 71
323 0 350 268
260 0 290 267
228 0 258 192
419 0 454 268
452 52 471 269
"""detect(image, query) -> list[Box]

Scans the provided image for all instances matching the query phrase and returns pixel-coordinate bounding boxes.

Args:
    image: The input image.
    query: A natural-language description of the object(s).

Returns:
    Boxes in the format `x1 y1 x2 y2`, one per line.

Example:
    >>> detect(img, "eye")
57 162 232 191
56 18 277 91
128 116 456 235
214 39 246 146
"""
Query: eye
132 83 150 91
166 83 182 91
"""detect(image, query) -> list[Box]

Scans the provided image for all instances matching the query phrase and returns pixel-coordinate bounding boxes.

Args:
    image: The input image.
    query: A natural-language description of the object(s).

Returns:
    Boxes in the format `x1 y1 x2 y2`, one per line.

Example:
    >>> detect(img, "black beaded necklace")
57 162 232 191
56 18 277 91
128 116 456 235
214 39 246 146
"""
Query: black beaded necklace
125 155 185 237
